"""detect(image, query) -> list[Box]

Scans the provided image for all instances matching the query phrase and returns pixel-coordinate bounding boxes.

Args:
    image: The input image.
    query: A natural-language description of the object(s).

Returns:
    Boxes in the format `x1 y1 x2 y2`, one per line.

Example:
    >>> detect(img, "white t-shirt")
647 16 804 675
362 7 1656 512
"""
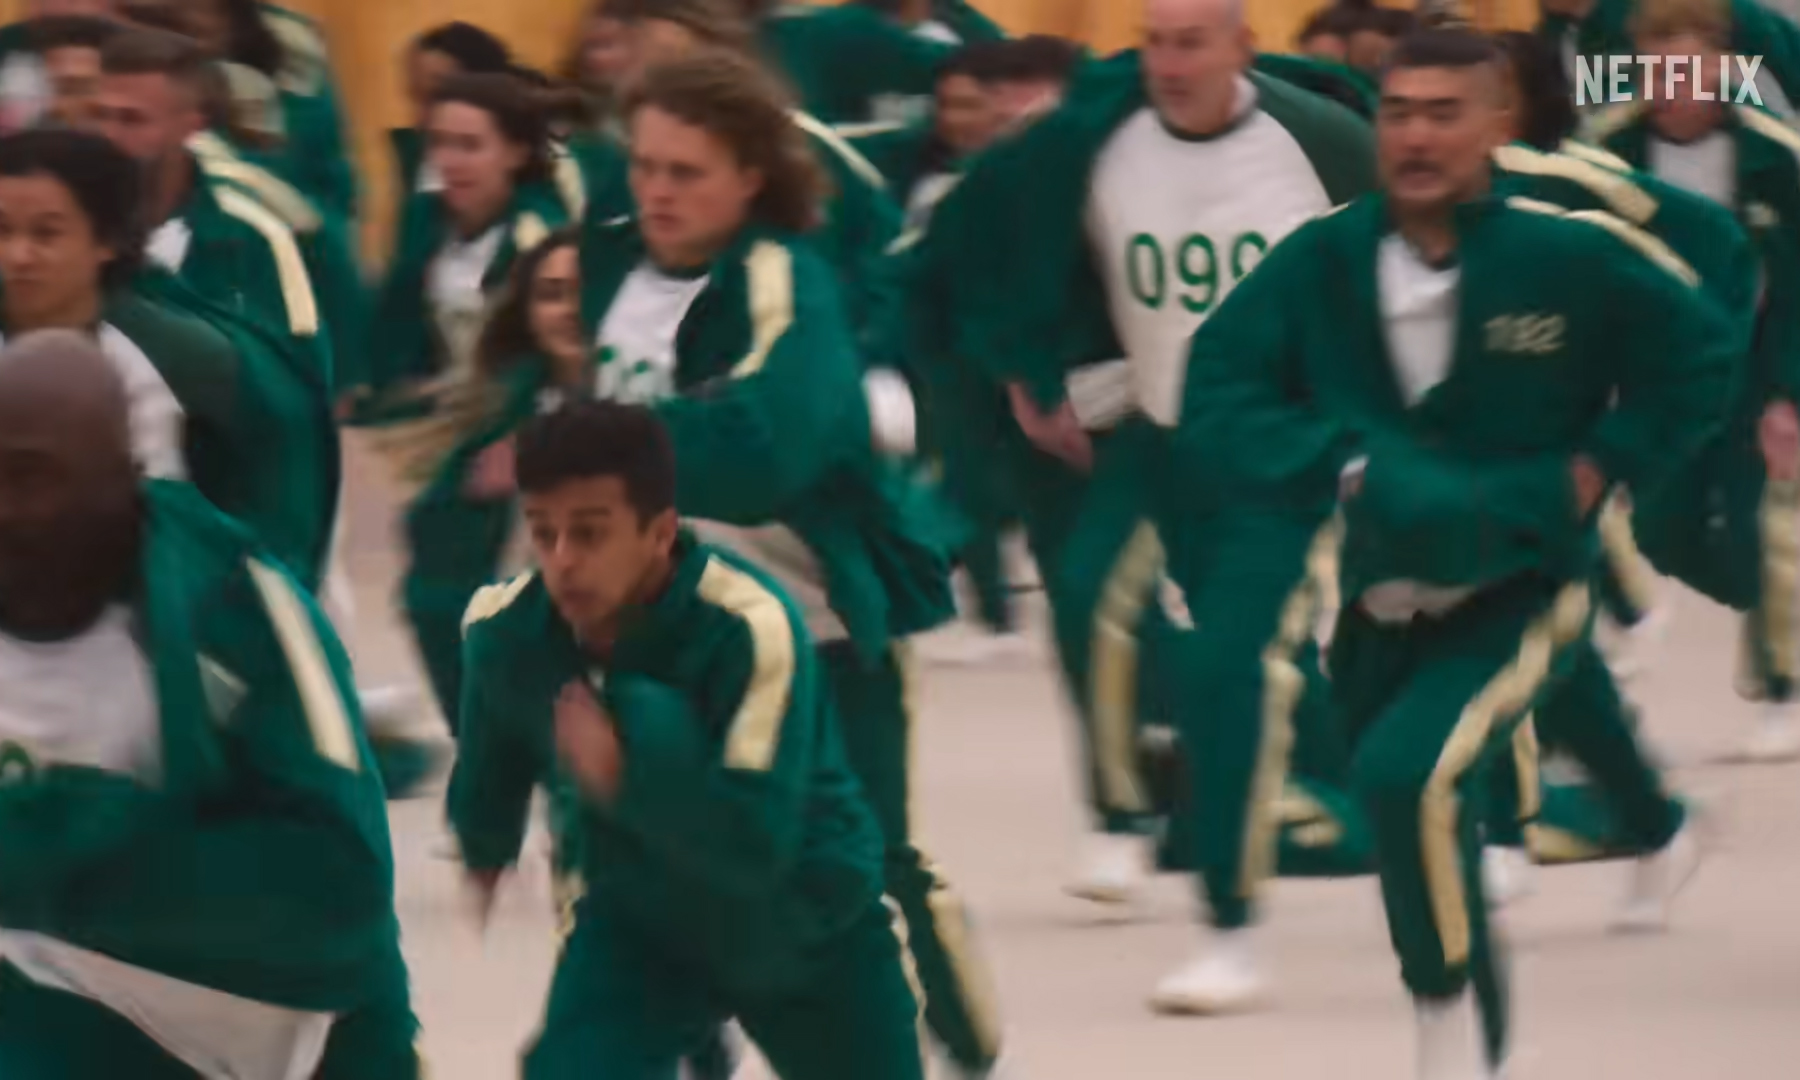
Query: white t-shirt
145 218 195 274
0 325 186 479
1086 81 1333 426
427 223 505 378
0 605 161 783
1377 233 1460 407
1648 130 1738 207
592 262 711 405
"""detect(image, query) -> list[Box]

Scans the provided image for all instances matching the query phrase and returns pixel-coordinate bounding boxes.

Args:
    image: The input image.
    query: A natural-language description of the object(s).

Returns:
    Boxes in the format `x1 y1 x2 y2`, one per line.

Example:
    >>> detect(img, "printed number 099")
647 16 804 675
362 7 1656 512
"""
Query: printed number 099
1126 231 1268 313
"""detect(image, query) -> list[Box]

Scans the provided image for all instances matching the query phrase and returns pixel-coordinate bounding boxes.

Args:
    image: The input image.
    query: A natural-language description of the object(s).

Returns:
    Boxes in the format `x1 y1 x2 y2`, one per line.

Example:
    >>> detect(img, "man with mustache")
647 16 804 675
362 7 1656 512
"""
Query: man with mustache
1179 27 1731 1080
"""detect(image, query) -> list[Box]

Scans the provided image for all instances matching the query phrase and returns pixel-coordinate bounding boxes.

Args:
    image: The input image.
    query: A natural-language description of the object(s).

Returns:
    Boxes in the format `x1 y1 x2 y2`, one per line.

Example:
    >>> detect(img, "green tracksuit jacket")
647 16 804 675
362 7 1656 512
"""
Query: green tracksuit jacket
956 52 1377 411
1590 104 1800 410
580 218 957 660
363 182 569 402
0 479 402 1012
1251 53 1378 119
451 538 886 995
757 3 955 125
254 2 357 223
185 134 368 394
1178 190 1736 600
1541 0 1800 109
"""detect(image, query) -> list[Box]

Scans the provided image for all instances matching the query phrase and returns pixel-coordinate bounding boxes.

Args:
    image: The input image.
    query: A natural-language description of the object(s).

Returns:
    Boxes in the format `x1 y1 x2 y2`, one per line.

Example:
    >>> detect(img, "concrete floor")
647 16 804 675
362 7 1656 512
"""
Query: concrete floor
336 441 1800 1080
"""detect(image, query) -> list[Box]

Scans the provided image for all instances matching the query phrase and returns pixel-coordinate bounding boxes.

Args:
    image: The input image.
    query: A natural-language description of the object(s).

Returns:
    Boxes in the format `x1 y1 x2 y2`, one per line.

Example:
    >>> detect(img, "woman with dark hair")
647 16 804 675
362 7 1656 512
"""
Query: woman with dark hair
394 21 514 201
179 0 357 222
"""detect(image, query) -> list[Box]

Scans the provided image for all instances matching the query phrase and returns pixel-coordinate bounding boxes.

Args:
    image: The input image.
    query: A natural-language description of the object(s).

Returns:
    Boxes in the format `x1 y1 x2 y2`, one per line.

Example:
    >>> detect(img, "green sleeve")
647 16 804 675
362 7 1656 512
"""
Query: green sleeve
447 629 542 873
658 248 870 523
1175 225 1358 509
809 128 906 349
301 215 370 395
936 0 1007 42
277 85 358 224
361 196 437 400
1731 0 1800 110
1254 74 1378 205
43 568 395 1008
1586 230 1738 495
606 641 817 896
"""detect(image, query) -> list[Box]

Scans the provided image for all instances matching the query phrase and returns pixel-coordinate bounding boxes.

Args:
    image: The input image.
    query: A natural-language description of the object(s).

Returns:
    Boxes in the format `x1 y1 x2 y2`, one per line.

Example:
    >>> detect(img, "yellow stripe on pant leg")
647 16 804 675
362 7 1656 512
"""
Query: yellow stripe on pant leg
1512 715 1542 823
1758 478 1800 689
1524 823 1606 864
894 644 1003 1059
1599 491 1661 617
1423 584 1591 967
1238 521 1336 899
883 896 931 1065
1089 521 1165 815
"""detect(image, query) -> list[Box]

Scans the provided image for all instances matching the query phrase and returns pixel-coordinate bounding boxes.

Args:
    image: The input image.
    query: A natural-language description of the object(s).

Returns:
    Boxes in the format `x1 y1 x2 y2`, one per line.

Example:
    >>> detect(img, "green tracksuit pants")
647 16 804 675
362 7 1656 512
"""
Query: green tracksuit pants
1635 433 1800 702
1331 577 1608 1063
1031 418 1176 837
0 961 423 1079
523 896 926 1080
400 489 515 736
823 641 1001 1074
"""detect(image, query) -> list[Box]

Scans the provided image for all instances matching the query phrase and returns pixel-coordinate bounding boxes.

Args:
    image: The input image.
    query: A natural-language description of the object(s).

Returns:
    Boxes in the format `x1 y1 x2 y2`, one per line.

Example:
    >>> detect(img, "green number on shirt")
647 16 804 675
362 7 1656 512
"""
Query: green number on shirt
1126 233 1165 309
1128 231 1270 313
1177 234 1217 313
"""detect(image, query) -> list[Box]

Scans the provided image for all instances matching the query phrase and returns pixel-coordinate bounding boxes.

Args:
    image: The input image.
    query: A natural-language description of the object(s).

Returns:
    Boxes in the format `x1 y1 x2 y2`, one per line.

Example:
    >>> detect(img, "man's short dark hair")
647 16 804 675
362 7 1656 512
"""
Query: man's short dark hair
996 35 1084 87
1382 26 1502 80
29 14 121 54
936 39 1011 87
1299 5 1363 45
515 400 678 522
414 21 513 75
100 26 210 93
1493 30 1575 149
0 129 144 290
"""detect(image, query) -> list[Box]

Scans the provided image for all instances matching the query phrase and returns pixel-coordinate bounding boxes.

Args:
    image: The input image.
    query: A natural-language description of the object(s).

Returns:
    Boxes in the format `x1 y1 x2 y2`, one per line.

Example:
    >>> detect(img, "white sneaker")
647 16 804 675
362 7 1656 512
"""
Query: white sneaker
1482 846 1535 909
1610 814 1704 934
1415 991 1491 1080
1148 928 1269 1015
1735 703 1800 763
1063 832 1149 906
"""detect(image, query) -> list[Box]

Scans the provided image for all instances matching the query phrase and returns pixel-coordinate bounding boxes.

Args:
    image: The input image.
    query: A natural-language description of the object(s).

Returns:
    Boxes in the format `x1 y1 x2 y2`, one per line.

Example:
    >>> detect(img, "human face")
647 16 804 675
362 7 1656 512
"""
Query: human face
629 105 761 269
0 173 110 331
1347 29 1397 75
621 17 700 91
529 244 585 367
935 73 1001 154
1642 33 1728 143
43 46 104 131
0 417 137 638
1378 64 1507 216
524 476 676 639
408 47 462 131
94 70 204 166
427 100 528 231
1301 32 1346 63
1142 0 1252 136
582 15 633 88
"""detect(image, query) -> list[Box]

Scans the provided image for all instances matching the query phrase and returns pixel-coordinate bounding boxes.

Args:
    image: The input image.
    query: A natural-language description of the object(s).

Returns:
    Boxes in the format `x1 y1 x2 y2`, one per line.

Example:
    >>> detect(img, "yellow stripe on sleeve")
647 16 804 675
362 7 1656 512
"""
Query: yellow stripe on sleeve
696 557 797 772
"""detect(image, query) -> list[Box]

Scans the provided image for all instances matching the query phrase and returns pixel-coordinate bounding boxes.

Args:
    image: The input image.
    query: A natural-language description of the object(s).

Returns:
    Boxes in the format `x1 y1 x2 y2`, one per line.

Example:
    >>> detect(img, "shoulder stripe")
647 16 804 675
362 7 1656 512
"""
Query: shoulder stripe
246 559 360 771
1492 143 1658 224
462 572 537 634
1556 138 1634 174
514 212 550 255
551 144 587 222
1504 196 1699 287
189 135 321 234
696 557 797 772
1736 104 1800 162
732 241 795 377
215 186 321 337
792 109 889 191
832 119 909 139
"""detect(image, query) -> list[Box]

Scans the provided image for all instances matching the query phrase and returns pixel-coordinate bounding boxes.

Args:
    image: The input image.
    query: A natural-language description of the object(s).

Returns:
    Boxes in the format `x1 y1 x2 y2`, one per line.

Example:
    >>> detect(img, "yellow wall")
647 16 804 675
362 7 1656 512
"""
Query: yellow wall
0 0 1540 253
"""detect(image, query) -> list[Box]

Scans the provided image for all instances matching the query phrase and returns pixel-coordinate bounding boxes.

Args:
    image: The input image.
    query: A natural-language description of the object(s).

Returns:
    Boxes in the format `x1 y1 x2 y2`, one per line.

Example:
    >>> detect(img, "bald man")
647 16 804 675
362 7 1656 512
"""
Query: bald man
0 332 420 1079
951 0 1377 1014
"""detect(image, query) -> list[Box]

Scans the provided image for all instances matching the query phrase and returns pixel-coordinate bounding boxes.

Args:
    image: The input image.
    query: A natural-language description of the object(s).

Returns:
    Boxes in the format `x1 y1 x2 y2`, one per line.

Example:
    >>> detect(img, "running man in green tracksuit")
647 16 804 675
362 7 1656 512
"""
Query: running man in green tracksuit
949 0 1376 1013
0 332 418 1079
1580 0 1800 761
1179 29 1729 1079
451 400 925 1080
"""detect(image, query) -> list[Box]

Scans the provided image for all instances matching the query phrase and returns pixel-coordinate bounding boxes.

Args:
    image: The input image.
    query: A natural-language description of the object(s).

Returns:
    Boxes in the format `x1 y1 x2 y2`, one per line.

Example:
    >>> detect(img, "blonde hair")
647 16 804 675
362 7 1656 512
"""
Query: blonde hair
1632 0 1731 47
